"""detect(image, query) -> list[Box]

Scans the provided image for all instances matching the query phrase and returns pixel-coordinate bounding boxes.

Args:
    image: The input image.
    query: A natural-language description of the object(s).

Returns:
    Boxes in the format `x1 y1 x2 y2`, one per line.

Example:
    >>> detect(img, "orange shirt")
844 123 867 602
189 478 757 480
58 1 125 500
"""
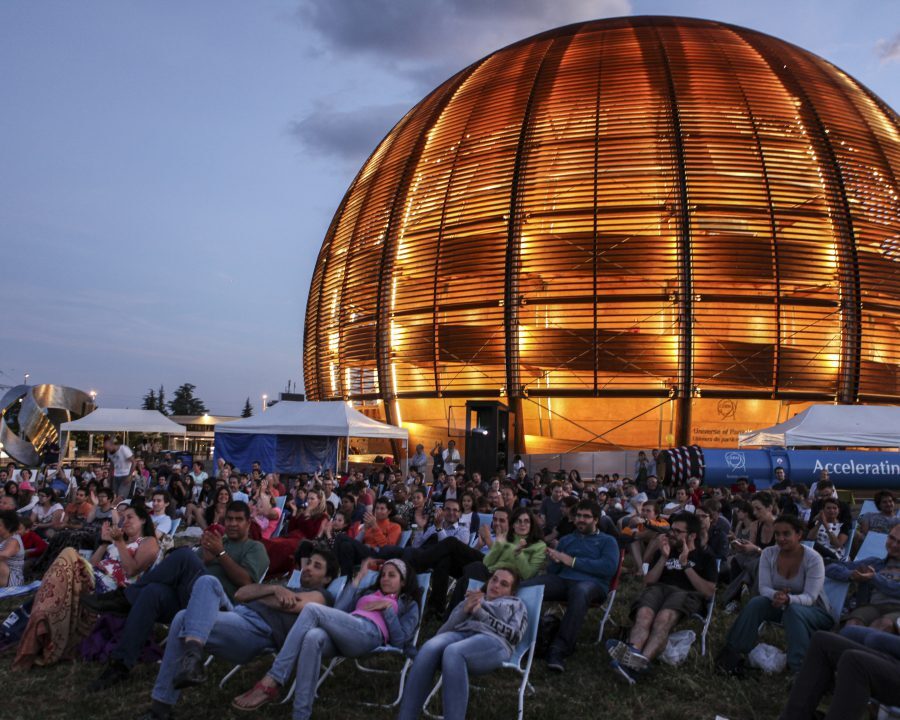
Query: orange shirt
363 518 401 548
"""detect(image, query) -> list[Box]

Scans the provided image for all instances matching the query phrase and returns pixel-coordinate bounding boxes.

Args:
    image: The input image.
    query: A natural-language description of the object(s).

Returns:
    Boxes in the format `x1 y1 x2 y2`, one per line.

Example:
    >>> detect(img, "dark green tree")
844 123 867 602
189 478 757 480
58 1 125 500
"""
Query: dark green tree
167 383 208 416
158 385 168 415
241 397 253 418
141 388 158 410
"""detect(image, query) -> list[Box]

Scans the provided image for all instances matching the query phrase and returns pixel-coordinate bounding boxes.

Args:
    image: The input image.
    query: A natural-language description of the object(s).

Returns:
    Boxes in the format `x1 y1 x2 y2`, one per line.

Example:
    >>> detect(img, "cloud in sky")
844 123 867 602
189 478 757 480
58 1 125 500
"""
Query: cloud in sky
876 33 900 63
297 0 631 66
290 0 631 160
288 101 412 162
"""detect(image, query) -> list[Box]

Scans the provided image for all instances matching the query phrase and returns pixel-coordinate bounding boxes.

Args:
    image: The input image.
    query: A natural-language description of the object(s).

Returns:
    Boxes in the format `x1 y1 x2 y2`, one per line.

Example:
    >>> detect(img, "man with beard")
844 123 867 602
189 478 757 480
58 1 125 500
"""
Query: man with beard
137 549 338 720
521 499 619 672
606 512 717 683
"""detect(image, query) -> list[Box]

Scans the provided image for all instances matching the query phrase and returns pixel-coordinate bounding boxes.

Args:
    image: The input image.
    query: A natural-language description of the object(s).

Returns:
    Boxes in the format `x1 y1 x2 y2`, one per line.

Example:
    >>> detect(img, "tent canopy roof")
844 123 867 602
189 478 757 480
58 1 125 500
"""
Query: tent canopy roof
60 408 185 434
738 405 900 447
214 401 408 440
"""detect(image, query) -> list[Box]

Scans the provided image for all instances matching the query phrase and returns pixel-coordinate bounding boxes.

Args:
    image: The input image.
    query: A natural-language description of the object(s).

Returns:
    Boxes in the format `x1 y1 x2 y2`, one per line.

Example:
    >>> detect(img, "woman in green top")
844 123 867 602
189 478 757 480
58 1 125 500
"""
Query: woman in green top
447 507 546 612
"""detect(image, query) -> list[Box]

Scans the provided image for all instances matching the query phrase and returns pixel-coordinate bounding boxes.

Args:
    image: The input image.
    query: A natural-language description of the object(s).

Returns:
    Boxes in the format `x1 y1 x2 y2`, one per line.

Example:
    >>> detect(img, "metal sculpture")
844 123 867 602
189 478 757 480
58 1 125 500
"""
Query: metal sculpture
0 384 94 465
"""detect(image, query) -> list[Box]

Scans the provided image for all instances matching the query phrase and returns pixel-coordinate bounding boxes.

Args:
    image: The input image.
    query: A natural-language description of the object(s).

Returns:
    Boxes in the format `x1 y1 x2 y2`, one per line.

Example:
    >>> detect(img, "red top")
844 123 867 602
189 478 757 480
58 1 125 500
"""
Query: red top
287 512 327 539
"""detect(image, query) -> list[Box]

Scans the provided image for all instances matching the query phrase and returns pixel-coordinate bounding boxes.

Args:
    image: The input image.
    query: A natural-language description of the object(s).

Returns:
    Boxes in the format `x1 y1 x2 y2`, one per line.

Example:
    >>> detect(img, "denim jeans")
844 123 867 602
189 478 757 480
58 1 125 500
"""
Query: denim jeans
397 631 509 720
725 595 834 671
113 546 207 667
151 594 274 707
778 630 900 720
841 624 900 658
267 603 384 720
521 574 606 657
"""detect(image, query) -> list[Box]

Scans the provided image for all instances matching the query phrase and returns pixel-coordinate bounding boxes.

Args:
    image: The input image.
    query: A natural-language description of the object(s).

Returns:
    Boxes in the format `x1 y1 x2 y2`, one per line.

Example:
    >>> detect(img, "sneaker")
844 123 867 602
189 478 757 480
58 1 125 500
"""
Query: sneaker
609 659 636 685
724 600 741 615
89 660 130 692
172 646 207 690
605 639 650 671
545 652 566 672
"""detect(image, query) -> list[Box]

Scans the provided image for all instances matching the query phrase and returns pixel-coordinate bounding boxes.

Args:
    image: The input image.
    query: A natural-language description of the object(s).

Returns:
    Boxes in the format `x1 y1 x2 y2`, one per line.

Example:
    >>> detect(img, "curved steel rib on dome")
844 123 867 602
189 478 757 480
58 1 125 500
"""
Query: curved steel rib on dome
303 16 900 450
0 384 94 465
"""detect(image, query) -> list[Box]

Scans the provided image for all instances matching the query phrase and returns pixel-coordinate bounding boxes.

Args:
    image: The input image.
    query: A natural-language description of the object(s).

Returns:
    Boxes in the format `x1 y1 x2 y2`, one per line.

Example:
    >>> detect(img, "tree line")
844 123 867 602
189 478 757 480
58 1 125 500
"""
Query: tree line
141 384 255 418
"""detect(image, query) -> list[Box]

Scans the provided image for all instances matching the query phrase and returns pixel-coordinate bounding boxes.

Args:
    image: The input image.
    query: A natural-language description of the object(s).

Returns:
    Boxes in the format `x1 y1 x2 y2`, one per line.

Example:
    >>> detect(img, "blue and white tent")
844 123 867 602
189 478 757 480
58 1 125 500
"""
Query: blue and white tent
213 401 407 474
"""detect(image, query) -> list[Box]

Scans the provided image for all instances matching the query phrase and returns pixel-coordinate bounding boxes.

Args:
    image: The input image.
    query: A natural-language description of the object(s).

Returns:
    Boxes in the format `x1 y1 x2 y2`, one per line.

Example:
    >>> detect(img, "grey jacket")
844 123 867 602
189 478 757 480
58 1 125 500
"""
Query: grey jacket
438 595 527 657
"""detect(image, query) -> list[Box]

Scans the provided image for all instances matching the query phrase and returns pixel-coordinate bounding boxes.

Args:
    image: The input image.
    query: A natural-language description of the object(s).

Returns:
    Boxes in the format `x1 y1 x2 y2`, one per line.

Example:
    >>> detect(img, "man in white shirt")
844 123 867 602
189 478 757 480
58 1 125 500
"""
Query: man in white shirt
105 436 135 500
441 440 461 477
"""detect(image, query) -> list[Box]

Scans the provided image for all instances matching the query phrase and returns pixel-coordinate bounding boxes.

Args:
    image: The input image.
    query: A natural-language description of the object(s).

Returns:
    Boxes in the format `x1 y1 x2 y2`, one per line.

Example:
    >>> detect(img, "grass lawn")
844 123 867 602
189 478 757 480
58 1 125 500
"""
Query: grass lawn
0 572 794 720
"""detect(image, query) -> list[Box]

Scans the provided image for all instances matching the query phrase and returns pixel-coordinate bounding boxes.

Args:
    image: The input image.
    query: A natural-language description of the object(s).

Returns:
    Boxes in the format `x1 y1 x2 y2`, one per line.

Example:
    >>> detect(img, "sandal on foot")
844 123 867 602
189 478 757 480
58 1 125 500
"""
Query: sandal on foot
232 681 279 711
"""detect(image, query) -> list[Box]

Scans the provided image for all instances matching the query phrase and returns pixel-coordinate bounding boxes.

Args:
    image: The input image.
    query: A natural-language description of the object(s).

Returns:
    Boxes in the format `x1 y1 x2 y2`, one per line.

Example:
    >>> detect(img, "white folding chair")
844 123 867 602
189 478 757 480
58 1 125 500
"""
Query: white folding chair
218 574 347 688
423 583 544 720
399 529 412 548
860 499 878 516
690 559 721 656
857 531 889 561
306 572 432 708
596 550 625 642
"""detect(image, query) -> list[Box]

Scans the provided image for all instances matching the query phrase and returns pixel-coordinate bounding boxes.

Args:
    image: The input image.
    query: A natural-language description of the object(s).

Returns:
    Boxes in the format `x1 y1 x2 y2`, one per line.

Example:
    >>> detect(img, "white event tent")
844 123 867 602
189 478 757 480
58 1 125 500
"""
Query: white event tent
738 404 900 447
60 408 186 435
214 401 407 473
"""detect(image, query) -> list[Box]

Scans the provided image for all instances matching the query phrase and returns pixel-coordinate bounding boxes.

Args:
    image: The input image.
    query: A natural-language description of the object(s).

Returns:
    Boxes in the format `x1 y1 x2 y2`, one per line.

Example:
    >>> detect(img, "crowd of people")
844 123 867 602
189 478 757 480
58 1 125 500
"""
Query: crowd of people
0 437 898 718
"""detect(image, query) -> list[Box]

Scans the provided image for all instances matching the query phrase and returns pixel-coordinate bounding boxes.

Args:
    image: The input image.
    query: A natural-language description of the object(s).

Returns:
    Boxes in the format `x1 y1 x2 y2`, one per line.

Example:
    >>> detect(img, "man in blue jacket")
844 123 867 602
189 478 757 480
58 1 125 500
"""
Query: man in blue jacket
522 499 619 671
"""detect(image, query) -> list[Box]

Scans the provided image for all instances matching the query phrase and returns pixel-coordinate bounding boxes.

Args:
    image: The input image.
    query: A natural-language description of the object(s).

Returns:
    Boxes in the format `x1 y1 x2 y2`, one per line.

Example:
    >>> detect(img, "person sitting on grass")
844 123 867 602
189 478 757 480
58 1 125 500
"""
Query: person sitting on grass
606 512 717 683
136 549 339 720
86 500 268 690
826 523 900 631
231 558 419 717
149 490 174 537
716 514 834 675
30 488 64 539
13 504 159 670
397 566 527 720
0 509 25 587
777 625 900 720
521 499 619 672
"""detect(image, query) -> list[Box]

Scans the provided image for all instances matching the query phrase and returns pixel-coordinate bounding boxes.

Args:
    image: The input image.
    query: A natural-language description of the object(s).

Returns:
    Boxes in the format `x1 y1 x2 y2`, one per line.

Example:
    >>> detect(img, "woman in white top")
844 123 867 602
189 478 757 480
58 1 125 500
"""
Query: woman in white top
718 514 834 673
0 509 25 587
31 488 64 538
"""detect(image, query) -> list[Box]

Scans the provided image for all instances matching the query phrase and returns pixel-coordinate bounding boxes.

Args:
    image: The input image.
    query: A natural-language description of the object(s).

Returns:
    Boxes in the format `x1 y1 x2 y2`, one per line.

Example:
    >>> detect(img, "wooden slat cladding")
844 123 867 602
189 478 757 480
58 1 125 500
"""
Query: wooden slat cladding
303 17 900 407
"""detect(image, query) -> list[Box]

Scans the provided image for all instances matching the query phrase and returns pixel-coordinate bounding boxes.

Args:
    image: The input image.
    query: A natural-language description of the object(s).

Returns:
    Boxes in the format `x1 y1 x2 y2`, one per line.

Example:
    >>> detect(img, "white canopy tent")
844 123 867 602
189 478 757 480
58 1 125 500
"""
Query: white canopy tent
60 408 186 434
738 405 900 447
214 401 407 473
215 401 408 440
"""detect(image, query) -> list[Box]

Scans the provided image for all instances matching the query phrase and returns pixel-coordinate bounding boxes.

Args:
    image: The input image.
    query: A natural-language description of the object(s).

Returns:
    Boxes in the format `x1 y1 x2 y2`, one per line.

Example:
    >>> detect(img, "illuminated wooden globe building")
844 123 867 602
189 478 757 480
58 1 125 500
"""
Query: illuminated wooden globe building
303 16 900 452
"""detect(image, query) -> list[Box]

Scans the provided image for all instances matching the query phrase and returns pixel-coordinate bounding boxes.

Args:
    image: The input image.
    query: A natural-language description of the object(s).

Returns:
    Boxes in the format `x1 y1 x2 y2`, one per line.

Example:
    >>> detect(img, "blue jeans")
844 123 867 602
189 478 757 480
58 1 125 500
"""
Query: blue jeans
113 546 207 667
521 574 606 657
725 595 834 671
841 624 900 658
397 631 509 720
267 603 384 720
151 579 274 706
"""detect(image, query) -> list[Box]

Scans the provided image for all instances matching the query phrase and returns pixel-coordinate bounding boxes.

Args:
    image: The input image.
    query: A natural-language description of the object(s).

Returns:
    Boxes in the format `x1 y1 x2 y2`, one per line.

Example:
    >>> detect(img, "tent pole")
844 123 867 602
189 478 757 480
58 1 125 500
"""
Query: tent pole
345 435 350 473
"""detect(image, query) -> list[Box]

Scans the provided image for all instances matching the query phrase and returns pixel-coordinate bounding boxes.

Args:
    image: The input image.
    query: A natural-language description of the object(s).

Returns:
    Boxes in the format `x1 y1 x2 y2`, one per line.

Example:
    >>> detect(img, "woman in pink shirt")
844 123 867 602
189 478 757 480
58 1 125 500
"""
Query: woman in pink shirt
233 558 420 716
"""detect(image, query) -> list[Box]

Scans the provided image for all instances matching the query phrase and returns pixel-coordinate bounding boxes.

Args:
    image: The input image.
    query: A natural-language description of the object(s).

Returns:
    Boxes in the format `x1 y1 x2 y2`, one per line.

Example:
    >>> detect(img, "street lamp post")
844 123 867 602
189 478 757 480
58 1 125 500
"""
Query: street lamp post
23 373 29 385
262 394 268 412
89 391 97 455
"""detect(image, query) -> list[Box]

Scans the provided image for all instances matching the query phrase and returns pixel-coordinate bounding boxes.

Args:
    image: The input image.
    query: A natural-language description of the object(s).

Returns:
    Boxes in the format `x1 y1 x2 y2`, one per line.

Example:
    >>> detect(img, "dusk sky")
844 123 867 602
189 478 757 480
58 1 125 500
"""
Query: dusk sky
2 0 899 415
